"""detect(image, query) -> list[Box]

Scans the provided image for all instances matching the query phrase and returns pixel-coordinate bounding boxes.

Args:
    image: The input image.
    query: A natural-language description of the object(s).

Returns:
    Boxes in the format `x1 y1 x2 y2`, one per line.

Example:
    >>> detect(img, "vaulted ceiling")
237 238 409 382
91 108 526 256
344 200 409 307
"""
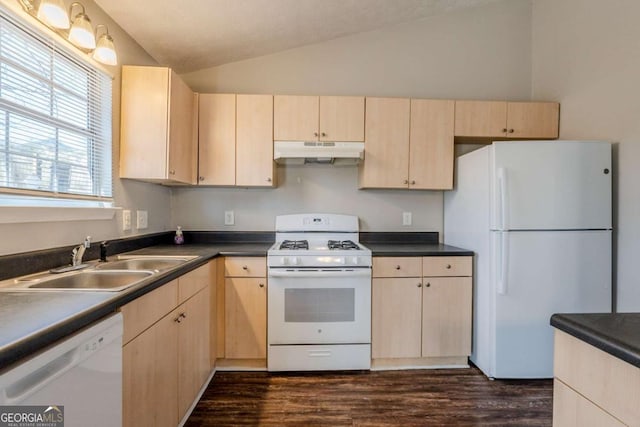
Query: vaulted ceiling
96 0 500 73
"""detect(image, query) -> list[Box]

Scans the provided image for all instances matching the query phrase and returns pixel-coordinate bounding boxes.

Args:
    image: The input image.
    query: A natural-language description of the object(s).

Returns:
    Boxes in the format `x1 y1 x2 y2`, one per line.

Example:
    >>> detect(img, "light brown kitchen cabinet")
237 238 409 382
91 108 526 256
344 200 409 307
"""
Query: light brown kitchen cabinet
120 65 197 184
359 98 454 190
236 94 275 187
121 263 212 427
198 94 275 187
197 93 236 185
409 99 455 189
359 97 410 189
371 256 472 369
274 95 364 142
218 257 267 367
454 100 559 139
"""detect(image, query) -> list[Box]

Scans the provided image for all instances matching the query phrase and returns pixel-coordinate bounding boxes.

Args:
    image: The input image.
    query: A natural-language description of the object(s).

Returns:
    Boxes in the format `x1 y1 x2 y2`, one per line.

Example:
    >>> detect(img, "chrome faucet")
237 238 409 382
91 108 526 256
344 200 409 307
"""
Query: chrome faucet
72 236 92 267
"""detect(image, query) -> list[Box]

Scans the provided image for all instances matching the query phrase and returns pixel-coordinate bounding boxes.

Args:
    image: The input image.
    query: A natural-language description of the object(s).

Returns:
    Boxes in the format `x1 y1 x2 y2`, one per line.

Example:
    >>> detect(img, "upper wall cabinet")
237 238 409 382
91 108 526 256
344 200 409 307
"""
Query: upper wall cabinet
454 101 559 139
274 95 364 142
359 98 455 190
198 94 275 187
120 66 197 185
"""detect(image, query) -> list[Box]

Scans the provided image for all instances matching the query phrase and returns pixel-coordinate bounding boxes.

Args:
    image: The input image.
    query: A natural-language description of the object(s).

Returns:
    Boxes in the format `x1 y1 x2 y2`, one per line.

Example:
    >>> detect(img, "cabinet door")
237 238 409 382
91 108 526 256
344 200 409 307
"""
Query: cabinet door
198 94 236 185
454 100 507 138
123 309 179 427
359 97 410 189
224 277 267 359
319 96 364 141
372 278 422 358
168 70 196 184
421 277 472 357
409 99 455 190
553 379 624 427
120 66 169 180
274 95 318 141
236 94 275 187
507 102 559 139
177 287 210 420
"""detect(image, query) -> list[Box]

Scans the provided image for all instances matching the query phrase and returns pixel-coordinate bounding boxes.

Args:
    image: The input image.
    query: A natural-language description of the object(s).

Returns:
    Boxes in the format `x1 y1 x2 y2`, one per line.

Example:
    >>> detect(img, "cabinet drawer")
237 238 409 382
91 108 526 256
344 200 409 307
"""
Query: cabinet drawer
373 257 422 278
225 257 266 277
121 280 178 345
423 256 471 277
178 263 212 304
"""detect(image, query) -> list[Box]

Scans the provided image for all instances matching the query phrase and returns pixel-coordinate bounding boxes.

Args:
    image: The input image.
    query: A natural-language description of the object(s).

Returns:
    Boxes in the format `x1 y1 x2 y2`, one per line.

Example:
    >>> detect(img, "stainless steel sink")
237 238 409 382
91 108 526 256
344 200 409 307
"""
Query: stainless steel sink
94 257 193 272
23 270 154 291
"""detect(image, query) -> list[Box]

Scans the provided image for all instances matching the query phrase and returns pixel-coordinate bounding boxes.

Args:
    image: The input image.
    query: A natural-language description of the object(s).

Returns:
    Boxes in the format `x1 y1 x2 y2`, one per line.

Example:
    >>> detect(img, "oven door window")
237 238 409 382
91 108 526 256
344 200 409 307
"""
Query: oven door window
284 288 355 322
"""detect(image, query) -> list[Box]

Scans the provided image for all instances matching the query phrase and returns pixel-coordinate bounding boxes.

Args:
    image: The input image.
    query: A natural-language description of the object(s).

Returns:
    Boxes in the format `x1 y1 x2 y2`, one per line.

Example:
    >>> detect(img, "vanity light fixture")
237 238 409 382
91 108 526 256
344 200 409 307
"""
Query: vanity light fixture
17 0 117 65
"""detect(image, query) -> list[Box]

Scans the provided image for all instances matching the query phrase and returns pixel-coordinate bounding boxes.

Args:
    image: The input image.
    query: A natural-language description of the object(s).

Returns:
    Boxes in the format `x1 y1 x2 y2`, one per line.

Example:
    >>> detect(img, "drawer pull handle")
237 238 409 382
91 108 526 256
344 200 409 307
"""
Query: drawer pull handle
180 312 187 319
174 316 182 323
395 265 401 270
259 283 265 288
242 265 248 270
446 264 452 269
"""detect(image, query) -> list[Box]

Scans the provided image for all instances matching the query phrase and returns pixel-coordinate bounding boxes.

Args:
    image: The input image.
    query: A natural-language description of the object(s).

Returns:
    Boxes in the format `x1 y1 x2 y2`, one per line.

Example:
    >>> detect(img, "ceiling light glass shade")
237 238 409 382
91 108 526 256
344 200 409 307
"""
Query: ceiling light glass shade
37 0 70 29
68 13 95 49
92 33 117 65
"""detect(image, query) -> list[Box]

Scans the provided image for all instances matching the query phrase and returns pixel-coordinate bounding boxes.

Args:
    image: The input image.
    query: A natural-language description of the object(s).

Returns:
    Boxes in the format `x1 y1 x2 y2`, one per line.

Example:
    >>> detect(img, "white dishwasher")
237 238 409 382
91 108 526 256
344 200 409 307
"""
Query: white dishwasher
0 313 123 427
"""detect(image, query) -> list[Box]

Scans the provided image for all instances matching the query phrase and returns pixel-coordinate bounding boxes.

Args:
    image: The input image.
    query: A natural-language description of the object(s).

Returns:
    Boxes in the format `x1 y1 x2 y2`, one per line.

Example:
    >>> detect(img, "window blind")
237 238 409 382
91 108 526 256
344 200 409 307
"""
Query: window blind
0 8 112 200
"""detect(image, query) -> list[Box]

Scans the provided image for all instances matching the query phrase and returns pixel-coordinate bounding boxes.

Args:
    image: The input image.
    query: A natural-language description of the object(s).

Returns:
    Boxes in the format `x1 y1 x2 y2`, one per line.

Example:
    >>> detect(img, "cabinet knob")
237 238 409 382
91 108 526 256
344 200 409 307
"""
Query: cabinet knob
169 170 176 175
403 179 409 185
174 316 182 323
314 132 319 137
446 264 452 269
198 176 204 182
426 282 431 287
180 312 187 319
502 128 508 133
242 265 248 270
267 177 272 182
321 132 326 137
259 283 265 288
411 180 416 185
508 129 515 133
417 283 422 288
395 265 401 270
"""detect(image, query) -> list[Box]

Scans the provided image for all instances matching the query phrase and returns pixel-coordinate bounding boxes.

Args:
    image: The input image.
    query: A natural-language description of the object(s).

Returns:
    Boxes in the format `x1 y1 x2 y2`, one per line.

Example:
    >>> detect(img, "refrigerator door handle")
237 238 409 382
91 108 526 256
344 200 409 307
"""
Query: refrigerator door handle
497 167 508 230
497 232 509 295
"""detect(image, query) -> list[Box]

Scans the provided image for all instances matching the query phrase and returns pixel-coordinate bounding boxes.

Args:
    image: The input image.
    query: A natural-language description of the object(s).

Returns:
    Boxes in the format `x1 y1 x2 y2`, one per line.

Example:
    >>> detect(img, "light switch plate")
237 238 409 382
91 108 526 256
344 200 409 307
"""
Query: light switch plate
136 210 148 229
402 212 412 226
122 210 131 231
224 210 235 226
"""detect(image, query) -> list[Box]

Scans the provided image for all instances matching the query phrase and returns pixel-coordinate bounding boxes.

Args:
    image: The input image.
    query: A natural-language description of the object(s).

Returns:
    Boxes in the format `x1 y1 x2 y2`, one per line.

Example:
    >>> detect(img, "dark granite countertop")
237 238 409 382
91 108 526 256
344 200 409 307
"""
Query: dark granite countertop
0 242 272 370
366 242 473 257
551 313 640 369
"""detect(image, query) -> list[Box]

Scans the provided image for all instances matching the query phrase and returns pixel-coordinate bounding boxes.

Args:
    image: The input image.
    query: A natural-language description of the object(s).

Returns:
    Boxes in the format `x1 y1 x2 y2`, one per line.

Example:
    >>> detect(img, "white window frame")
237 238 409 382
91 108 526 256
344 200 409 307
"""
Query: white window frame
0 3 117 223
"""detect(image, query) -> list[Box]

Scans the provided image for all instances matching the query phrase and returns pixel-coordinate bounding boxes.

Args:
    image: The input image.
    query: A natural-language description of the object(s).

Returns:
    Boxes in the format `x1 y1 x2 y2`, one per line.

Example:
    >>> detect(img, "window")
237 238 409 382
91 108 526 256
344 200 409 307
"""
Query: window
0 8 112 201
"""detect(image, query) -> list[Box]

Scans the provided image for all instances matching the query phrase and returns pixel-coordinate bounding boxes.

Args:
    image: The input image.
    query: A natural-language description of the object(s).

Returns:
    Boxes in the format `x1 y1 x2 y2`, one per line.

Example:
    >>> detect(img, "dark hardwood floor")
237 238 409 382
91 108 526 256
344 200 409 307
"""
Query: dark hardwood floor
186 366 553 426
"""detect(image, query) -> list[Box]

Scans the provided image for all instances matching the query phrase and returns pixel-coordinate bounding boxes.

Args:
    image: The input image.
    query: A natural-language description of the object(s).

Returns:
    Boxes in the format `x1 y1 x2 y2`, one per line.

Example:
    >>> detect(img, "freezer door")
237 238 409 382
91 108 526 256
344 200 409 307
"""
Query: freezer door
490 141 611 230
491 230 611 378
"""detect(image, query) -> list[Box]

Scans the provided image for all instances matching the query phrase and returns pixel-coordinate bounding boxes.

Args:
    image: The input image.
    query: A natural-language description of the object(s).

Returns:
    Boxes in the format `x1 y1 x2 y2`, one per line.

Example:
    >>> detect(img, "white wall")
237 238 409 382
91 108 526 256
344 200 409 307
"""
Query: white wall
531 0 640 311
0 0 169 255
176 0 534 236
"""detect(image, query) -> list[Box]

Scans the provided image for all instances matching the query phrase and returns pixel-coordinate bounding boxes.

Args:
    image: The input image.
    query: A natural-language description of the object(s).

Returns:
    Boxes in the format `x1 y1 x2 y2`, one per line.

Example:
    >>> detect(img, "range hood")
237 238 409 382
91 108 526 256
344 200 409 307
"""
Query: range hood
274 141 364 165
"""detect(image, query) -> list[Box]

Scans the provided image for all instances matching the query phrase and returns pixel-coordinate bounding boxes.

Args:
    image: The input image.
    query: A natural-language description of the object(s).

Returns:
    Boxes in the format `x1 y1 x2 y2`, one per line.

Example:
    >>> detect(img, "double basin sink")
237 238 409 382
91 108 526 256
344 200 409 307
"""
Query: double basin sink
0 255 198 292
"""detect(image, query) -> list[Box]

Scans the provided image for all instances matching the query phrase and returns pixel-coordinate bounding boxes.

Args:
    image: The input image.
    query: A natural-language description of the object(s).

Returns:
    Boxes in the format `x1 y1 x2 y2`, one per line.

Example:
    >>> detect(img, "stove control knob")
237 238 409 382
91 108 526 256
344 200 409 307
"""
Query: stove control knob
338 257 346 265
280 257 287 265
351 257 359 265
291 257 300 265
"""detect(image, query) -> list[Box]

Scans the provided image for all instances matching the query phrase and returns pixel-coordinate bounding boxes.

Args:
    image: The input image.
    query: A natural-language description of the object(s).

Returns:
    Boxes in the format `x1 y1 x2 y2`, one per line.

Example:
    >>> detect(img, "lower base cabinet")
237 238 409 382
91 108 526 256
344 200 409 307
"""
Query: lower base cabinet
122 264 212 427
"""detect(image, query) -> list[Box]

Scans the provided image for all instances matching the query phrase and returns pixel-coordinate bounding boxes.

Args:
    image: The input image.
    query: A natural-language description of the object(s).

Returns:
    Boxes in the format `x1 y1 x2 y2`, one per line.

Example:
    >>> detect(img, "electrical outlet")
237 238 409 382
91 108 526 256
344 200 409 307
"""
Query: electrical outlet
402 212 412 226
122 210 131 231
136 210 148 229
224 210 235 226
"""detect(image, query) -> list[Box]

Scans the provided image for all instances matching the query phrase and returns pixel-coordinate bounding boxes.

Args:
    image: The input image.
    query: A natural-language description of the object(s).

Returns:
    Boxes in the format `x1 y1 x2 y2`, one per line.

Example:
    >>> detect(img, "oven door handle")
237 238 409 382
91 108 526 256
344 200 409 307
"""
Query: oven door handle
268 269 371 278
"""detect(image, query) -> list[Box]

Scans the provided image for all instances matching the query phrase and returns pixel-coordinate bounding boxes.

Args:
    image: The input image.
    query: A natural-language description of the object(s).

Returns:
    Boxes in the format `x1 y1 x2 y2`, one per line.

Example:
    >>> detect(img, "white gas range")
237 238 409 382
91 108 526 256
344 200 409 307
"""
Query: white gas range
267 213 372 371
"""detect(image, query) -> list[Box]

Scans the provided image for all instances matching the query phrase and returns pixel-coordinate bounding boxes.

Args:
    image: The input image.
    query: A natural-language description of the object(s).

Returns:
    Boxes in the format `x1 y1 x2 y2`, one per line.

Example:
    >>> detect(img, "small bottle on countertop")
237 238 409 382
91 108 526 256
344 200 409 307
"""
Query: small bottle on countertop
174 226 184 245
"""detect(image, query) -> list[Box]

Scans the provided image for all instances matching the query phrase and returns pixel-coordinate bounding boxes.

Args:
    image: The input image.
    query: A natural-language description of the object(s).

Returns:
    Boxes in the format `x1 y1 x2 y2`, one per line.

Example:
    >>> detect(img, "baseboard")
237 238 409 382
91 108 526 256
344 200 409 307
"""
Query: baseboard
178 366 216 427
215 358 267 371
371 356 469 371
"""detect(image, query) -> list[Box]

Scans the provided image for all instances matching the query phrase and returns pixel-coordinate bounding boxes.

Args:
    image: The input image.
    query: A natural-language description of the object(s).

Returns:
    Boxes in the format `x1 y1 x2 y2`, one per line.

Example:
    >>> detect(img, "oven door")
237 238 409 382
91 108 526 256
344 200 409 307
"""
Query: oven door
267 268 371 345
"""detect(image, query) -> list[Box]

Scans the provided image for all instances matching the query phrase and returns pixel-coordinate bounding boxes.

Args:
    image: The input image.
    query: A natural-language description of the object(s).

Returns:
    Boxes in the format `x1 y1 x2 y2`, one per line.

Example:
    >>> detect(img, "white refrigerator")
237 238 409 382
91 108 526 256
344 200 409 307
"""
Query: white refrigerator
444 141 612 379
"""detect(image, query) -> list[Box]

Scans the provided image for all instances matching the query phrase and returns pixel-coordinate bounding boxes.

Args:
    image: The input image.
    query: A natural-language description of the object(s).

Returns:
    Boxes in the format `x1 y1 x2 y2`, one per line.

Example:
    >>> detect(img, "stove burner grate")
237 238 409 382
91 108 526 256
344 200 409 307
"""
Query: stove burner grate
279 240 309 250
327 240 360 250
